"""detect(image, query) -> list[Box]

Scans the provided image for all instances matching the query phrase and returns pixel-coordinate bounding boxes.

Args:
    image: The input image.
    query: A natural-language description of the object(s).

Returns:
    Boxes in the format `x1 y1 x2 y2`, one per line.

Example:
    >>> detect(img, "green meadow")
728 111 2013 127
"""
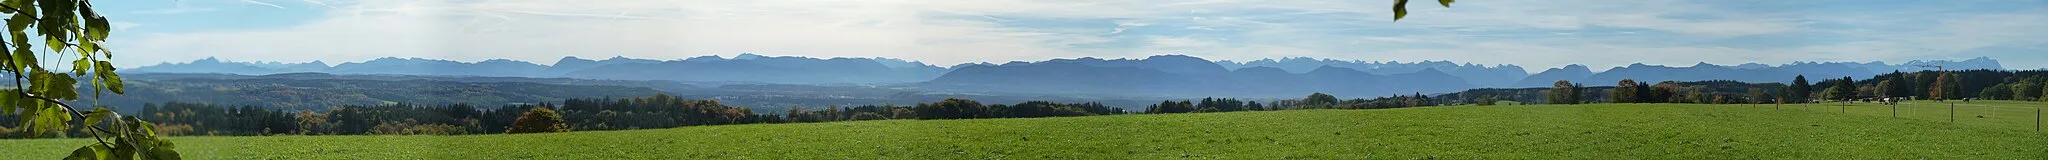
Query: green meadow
5 102 2045 159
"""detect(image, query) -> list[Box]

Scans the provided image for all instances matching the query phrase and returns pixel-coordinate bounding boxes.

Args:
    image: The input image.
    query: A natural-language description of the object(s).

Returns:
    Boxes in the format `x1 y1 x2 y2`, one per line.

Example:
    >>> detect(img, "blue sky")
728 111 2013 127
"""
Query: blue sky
96 0 2048 72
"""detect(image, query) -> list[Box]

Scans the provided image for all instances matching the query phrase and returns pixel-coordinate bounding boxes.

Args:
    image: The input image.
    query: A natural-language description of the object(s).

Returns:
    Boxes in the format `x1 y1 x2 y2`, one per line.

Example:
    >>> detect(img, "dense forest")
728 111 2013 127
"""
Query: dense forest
1443 70 2048 105
67 77 671 112
1 92 1451 137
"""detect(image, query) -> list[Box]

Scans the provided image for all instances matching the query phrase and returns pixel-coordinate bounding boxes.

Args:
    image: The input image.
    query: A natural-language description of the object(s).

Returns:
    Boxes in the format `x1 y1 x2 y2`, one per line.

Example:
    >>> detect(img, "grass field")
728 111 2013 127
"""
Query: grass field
4 102 2045 159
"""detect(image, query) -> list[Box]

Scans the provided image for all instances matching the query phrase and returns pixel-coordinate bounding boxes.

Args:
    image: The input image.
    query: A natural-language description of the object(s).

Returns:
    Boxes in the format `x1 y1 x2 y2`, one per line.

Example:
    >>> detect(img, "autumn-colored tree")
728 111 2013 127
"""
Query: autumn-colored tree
295 111 329 135
1612 79 1640 103
1930 72 1959 100
1712 95 1730 104
1747 88 1770 104
506 106 570 134
1549 80 1581 104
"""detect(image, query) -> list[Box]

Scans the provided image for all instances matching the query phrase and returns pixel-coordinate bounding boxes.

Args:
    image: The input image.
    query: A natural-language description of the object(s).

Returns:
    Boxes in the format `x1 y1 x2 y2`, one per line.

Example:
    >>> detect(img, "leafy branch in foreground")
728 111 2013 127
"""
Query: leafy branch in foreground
1 0 179 159
1392 0 1454 21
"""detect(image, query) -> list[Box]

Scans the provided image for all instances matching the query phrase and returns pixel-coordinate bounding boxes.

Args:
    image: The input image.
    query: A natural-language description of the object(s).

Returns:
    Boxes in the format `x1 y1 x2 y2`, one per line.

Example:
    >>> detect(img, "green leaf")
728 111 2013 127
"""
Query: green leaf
1393 0 1410 21
1 0 34 16
71 58 88 76
10 31 35 71
1439 0 1454 7
144 146 181 160
77 39 97 57
81 5 109 40
6 13 30 32
83 108 109 127
33 70 79 100
95 61 121 94
32 104 70 134
65 144 113 160
37 0 75 19
109 137 133 157
46 33 69 53
0 90 15 114
16 100 39 137
125 117 156 136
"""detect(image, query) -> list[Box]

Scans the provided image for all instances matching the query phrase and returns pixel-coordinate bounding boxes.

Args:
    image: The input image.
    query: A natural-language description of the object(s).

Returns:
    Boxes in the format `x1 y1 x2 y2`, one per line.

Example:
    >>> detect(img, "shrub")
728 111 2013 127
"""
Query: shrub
849 112 888 121
506 107 571 134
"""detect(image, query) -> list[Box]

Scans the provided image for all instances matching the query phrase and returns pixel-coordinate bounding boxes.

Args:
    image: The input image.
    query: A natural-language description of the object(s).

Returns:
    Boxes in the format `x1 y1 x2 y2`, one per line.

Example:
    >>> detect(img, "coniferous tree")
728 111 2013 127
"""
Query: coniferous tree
1981 83 2015 100
1789 75 1812 103
1876 79 1900 98
1833 77 1858 101
1635 82 1653 103
1246 101 1266 111
1573 83 1585 104
1887 71 1913 97
1914 72 1937 98
2040 81 2048 101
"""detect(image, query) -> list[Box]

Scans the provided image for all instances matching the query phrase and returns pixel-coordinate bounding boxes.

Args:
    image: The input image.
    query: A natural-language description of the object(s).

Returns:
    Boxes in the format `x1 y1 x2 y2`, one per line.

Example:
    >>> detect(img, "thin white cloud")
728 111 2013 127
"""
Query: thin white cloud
110 21 140 31
131 7 218 14
300 0 336 9
240 0 287 9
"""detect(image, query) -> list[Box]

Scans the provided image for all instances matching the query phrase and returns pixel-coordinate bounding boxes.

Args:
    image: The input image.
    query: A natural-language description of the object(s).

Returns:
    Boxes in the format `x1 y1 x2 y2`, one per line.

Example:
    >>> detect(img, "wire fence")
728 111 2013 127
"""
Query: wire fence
1767 100 2043 134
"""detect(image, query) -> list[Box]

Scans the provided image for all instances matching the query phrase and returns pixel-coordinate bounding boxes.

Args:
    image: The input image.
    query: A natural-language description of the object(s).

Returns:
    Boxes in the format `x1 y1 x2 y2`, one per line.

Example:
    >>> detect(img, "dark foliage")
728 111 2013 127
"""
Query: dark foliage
506 107 570 134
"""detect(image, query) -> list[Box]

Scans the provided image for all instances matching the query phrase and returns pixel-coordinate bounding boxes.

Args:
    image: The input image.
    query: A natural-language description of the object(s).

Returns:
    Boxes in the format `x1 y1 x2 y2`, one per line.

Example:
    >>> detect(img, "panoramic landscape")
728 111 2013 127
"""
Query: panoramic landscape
3 0 2047 159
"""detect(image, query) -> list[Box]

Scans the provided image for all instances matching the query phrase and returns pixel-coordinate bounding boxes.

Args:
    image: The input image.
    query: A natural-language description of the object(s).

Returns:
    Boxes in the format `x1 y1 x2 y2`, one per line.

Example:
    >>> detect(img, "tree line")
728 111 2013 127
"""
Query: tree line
1498 69 2048 105
2 91 1462 137
39 69 2042 137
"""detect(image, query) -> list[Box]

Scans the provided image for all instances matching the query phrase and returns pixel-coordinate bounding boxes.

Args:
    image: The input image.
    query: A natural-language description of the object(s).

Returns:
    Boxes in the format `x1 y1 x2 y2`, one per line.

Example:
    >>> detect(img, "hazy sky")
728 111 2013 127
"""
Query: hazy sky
96 0 2048 72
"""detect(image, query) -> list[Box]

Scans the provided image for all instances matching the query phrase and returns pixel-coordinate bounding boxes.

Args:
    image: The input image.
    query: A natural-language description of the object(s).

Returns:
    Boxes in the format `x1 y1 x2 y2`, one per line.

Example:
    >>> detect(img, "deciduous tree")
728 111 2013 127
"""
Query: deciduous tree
1549 80 1581 104
0 0 182 159
506 106 569 134
1612 79 1639 103
1931 72 1958 100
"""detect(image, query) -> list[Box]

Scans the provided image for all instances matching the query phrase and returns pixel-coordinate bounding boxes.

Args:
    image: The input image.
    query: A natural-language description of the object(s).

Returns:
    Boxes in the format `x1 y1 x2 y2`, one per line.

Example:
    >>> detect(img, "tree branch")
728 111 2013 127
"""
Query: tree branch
0 4 39 21
5 52 113 148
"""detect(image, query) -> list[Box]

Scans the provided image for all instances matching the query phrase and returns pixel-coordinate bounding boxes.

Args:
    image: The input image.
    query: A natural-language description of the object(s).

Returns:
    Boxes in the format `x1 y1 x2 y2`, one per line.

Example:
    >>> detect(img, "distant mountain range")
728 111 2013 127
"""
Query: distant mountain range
926 55 1471 98
131 54 951 84
1218 57 1529 87
129 54 2007 98
1512 57 2004 87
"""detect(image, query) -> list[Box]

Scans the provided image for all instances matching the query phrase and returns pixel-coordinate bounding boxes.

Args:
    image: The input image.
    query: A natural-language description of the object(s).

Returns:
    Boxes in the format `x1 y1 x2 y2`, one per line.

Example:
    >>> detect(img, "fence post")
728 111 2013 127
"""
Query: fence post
2036 109 2040 133
1949 103 1955 123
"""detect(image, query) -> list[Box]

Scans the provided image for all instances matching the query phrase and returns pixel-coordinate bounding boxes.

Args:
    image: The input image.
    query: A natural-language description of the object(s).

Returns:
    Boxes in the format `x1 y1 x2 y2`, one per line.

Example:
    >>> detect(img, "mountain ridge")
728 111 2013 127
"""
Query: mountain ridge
129 55 2008 97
